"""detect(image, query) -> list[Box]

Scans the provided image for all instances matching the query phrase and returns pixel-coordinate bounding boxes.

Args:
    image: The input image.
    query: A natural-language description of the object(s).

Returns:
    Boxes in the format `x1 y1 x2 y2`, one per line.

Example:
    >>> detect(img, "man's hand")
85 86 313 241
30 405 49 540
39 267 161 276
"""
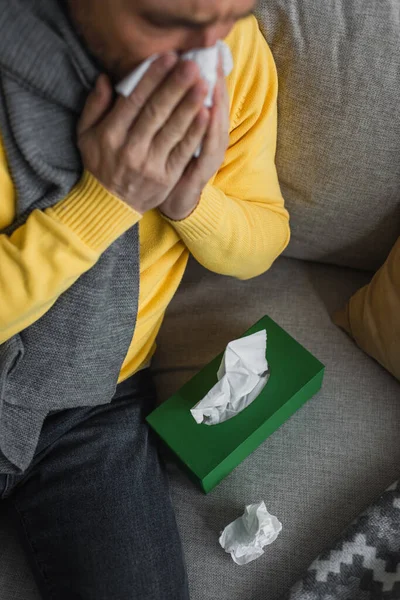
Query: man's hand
159 62 230 221
77 55 210 214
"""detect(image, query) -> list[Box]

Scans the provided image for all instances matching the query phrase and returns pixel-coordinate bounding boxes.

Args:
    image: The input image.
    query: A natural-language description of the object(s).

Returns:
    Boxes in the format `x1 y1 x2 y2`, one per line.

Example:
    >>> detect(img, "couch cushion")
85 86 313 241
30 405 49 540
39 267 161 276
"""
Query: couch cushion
334 236 400 380
152 257 400 600
254 1 400 271
1 257 399 600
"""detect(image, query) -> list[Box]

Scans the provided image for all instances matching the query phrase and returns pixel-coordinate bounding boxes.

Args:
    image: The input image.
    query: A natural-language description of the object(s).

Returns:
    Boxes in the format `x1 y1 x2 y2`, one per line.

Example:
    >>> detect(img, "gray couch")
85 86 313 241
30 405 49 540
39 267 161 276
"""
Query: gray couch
1 1 399 599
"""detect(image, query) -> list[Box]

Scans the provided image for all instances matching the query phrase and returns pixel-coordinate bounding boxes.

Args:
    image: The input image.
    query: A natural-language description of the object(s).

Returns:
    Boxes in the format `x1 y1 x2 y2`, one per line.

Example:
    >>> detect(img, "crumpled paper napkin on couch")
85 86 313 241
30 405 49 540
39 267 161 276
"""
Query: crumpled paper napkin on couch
219 501 282 565
191 330 269 425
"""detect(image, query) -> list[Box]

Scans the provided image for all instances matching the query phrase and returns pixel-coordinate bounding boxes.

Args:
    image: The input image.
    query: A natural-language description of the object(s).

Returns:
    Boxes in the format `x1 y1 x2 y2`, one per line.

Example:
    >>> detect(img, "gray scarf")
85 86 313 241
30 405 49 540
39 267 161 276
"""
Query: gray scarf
0 0 140 474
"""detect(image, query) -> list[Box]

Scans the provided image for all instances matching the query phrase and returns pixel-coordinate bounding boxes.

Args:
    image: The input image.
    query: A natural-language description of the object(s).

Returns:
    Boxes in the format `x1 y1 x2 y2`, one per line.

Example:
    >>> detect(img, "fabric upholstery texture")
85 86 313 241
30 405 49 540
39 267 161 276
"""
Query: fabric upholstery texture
152 257 400 600
283 479 400 599
1 256 399 600
254 0 400 271
334 237 400 380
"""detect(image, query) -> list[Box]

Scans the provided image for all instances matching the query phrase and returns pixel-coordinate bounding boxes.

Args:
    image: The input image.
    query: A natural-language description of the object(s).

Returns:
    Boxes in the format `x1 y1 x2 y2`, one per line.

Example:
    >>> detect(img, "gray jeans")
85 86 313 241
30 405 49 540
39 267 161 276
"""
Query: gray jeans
0 369 189 600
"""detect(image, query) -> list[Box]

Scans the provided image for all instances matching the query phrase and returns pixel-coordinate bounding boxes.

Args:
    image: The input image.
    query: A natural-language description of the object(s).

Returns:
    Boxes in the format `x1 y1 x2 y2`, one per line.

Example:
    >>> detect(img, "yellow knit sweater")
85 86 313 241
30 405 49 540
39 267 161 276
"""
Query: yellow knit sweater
0 16 289 382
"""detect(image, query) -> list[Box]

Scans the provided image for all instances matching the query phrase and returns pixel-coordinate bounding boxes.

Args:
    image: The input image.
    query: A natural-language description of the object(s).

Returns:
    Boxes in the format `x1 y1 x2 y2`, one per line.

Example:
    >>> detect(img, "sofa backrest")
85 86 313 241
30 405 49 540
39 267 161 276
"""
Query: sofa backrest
255 0 400 271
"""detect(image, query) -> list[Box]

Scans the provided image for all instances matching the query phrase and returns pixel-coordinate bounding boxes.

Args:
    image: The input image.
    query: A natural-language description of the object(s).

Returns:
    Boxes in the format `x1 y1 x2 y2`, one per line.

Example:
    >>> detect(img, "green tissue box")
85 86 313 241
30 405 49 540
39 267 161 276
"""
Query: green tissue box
146 315 325 493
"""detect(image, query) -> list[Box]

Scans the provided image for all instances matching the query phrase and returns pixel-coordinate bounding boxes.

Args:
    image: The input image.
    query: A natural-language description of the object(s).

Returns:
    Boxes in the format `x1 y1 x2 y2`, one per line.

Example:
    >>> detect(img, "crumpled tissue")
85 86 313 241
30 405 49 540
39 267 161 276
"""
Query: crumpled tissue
116 41 233 157
190 330 269 425
219 501 282 565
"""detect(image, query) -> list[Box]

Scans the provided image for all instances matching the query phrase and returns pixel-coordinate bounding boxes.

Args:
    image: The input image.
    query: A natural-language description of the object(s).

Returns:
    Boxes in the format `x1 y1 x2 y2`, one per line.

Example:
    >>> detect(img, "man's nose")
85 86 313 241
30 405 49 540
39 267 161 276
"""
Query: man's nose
182 24 231 51
200 25 223 48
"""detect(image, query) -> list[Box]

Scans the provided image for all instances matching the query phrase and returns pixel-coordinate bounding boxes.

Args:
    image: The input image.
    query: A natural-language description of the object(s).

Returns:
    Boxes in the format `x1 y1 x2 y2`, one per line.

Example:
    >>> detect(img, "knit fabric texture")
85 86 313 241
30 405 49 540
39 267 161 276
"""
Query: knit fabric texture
0 0 140 474
283 480 400 599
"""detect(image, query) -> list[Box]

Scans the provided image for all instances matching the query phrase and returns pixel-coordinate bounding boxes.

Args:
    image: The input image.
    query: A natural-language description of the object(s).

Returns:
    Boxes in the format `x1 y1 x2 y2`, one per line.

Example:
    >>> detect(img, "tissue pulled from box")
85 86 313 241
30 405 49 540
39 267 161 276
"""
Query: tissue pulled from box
219 501 282 565
190 330 269 426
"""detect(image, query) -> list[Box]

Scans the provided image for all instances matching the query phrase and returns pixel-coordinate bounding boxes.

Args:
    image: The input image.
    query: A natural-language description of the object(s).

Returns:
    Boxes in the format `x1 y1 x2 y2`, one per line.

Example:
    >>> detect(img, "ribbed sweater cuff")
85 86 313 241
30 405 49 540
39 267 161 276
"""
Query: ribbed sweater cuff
47 171 141 253
163 183 224 242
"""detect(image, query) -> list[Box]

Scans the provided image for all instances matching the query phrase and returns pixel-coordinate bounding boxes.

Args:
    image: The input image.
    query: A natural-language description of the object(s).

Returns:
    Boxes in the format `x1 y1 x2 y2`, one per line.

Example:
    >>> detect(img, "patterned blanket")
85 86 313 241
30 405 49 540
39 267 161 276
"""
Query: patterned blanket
283 480 400 600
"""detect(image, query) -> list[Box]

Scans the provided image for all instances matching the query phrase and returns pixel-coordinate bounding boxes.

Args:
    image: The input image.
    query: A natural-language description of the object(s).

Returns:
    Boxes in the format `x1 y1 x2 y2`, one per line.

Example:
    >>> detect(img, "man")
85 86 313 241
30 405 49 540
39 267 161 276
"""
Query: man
0 0 289 598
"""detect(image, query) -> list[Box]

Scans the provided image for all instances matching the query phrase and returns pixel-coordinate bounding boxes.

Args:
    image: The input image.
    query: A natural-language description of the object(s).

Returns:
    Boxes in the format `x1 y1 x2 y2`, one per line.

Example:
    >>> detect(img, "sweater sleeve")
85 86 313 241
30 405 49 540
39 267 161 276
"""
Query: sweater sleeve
166 16 290 280
0 154 141 344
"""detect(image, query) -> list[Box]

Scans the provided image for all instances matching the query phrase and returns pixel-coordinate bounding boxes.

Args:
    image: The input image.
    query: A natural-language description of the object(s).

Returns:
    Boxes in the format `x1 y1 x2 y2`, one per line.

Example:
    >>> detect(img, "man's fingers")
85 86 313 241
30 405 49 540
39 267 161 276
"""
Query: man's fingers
220 78 230 130
215 54 229 108
77 75 113 136
102 54 178 143
150 81 208 158
217 52 224 78
129 60 202 145
221 74 230 109
198 97 222 160
167 108 210 173
201 75 229 155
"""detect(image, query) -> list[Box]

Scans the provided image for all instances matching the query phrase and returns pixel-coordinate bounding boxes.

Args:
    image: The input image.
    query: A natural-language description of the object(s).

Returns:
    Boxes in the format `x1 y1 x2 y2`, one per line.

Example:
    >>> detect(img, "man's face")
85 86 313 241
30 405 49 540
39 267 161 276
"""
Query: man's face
68 0 255 80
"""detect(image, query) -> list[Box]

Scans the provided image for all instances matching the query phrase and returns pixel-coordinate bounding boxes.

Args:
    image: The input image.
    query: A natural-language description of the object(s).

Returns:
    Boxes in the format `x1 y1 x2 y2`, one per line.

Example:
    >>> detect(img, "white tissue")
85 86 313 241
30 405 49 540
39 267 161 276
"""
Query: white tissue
116 41 233 157
219 502 282 565
176 41 233 107
190 330 269 426
116 40 233 104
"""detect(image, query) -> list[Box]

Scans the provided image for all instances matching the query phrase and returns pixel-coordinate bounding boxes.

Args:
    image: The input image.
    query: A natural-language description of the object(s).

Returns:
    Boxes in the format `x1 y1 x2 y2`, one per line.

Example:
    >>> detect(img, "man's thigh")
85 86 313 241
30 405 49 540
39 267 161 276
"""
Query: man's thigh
4 370 189 600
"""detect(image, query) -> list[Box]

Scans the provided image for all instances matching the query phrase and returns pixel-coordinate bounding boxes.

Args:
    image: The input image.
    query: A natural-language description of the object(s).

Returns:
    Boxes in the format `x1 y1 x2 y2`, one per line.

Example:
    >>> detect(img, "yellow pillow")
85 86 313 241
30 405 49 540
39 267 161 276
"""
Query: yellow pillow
333 237 400 380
